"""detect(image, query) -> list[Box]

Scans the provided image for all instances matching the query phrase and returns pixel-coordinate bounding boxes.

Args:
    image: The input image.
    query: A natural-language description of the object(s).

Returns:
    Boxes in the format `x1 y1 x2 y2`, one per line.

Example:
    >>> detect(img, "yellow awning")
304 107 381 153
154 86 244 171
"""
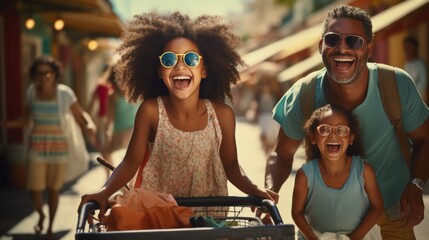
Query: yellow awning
20 0 124 37
41 12 123 37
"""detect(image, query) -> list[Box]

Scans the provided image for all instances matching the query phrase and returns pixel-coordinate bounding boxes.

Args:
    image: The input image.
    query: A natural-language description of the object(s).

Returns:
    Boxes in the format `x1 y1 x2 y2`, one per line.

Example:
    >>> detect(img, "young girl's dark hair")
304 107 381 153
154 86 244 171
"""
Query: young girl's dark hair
114 11 246 103
303 104 364 160
29 55 63 82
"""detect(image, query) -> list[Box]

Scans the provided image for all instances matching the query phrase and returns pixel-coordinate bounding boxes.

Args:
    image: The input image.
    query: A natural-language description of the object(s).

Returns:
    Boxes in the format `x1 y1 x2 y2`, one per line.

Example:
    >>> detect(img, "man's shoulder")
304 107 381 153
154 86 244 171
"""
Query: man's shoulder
369 62 394 73
295 68 326 84
286 68 326 99
371 62 410 76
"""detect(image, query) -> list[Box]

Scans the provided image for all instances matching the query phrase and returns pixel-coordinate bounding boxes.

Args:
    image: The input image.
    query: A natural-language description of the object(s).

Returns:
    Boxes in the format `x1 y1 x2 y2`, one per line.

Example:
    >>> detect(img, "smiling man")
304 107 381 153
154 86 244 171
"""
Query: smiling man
265 5 429 239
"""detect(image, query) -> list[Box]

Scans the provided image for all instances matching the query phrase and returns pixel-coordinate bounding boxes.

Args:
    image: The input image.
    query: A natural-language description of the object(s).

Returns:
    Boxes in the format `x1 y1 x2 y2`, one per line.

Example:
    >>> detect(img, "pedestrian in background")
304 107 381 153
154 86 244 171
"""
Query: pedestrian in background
87 65 114 151
1 55 96 239
403 35 427 104
101 65 139 179
247 62 282 155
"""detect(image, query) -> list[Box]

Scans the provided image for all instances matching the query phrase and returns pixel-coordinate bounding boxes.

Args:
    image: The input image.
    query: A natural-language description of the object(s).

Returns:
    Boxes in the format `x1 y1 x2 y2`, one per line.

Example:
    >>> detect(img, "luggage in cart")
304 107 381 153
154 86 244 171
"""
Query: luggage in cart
76 196 295 240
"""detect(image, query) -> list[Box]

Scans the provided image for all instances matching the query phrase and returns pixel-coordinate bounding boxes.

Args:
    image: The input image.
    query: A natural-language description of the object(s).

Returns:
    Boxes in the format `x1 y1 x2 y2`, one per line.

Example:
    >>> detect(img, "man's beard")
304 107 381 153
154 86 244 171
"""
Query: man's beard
331 71 358 84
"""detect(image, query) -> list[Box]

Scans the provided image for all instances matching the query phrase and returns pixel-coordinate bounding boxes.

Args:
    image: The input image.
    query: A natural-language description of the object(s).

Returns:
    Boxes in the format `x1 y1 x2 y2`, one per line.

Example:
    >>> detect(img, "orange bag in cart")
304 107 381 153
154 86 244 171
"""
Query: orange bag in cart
105 188 193 231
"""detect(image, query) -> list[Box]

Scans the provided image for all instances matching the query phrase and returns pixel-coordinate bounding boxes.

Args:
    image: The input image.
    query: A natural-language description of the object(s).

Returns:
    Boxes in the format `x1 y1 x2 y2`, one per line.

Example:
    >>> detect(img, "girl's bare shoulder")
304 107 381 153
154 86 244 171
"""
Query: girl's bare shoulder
210 101 234 118
136 98 158 118
209 101 236 131
362 161 375 173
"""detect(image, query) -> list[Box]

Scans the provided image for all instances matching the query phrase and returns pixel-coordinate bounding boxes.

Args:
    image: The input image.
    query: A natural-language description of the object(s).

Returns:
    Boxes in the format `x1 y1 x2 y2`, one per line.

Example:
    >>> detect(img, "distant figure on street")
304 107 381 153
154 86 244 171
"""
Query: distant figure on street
101 66 139 179
87 66 114 150
403 35 427 104
248 62 282 155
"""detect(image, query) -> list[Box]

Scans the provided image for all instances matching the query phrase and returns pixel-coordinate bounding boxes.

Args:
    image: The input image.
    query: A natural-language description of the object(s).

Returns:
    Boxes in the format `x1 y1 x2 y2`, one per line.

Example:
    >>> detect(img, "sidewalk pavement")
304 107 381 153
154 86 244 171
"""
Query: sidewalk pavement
0 156 108 240
0 119 428 240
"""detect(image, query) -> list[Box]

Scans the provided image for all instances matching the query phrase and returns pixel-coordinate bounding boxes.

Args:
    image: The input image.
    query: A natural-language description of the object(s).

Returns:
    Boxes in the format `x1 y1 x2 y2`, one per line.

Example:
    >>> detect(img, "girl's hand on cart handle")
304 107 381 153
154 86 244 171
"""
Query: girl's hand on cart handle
78 191 110 222
254 187 279 203
253 189 279 225
266 189 279 203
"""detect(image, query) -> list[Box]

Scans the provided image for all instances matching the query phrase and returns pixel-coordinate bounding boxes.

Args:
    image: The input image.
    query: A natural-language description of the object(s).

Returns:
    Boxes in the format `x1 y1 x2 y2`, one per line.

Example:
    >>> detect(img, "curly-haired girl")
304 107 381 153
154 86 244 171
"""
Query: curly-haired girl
79 11 277 221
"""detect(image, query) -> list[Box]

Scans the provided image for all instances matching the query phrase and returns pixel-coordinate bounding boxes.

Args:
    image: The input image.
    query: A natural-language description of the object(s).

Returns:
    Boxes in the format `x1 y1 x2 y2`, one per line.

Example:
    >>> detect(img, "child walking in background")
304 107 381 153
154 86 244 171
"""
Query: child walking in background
250 62 283 155
292 104 383 240
79 11 277 222
101 65 139 179
87 66 114 150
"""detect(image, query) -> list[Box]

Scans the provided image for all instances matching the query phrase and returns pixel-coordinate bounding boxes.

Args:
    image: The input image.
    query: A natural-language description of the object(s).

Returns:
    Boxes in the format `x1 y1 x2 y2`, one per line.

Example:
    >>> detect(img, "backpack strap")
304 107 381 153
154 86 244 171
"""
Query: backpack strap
299 71 319 122
377 63 411 166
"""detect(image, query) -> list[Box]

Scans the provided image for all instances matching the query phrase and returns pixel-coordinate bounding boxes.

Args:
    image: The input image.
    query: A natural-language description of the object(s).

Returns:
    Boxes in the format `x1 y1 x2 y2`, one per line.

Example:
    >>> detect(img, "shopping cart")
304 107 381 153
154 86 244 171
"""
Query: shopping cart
76 195 295 240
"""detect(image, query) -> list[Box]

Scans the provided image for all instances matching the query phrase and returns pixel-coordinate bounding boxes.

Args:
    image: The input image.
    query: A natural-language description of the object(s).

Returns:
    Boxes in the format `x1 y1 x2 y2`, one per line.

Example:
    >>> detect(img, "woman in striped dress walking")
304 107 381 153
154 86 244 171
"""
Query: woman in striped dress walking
2 55 96 240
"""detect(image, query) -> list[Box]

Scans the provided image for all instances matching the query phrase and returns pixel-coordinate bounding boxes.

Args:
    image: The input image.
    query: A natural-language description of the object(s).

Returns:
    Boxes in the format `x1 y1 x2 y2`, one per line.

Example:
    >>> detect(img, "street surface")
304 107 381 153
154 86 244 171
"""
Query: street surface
1 117 428 239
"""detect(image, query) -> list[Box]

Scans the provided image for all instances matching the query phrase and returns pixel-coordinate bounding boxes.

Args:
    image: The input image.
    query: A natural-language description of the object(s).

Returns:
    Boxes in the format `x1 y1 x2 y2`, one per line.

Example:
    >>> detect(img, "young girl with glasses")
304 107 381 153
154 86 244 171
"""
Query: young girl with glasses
79 11 277 223
292 104 383 239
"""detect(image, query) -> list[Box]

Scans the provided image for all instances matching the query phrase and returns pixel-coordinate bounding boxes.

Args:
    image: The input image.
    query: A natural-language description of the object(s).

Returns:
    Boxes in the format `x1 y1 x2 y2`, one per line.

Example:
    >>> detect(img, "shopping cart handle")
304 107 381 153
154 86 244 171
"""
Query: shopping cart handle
176 196 284 225
176 195 262 206
76 201 99 233
261 198 284 225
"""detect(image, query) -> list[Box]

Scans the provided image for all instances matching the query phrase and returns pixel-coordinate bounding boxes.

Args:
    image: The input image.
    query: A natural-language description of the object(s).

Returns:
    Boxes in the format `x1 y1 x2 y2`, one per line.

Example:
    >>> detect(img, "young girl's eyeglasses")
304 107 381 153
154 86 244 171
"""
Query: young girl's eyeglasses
323 32 365 50
159 51 203 68
316 124 350 137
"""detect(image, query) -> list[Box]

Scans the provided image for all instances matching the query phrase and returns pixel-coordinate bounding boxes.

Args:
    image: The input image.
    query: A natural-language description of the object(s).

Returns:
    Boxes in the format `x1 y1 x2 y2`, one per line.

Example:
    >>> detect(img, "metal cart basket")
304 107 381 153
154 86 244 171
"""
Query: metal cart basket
76 196 294 240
